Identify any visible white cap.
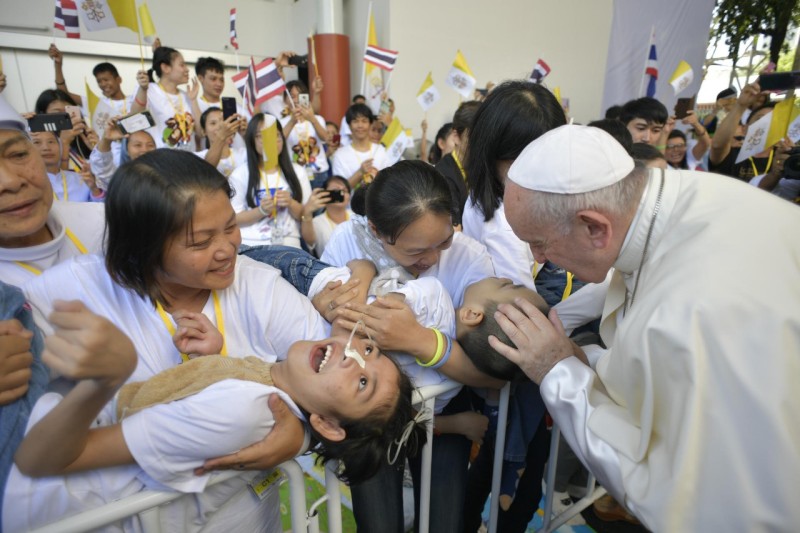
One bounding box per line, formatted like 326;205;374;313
507;124;635;194
0;94;28;134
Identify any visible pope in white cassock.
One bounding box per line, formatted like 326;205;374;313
491;125;800;531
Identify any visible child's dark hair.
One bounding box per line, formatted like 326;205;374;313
365;160;452;244
428;122;453;165
631;142;666;164
619;97;668;127
92;62;120;78
458;298;549;382
195;56;225;77
147;46;181;83
104;149;233;308
242;113;303;208
588;118;634;155
309;362;426;484
286;80;309;96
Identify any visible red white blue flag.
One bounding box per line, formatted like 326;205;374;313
252;57;285;107
229;8;239;50
645;32;658;98
232;68;251;114
529;58;551;84
54;0;80;39
364;45;399;71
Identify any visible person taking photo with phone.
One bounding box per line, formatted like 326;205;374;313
299;176;353;257
280;81;331;185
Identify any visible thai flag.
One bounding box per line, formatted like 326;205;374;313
229;8;239;50
252;58;285;107
54;0;80;39
529;58;551;84
364;45;399;72
645;36;658;98
232;68;250;114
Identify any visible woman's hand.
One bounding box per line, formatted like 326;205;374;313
136;70;150;90
259;194;276;217
187;77;200;101
48;44;63;65
303;188;330;215
196;394;305;474
171;310;224;356
334;297;425;353
682;110;701;129
43;300;137;389
311;278;363;323
274;189;292;209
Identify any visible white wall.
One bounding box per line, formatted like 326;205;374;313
0;0;614;136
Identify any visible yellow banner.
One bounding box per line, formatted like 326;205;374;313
261;115;279;171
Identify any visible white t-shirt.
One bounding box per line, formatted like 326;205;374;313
280;115;330;174
23;254;328;383
309;269;460;413
2;380;300;533
310;210;352;257
95;95;135;166
331;143;388;181
0;201;105;287
229;163;312;248
321;215;494;308
146;83;195;150
194;147;247;178
48;170;102;203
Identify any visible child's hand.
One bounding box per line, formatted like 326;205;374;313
44;300;136;388
0;319;34;405
439;411;489;444
171;310;223;356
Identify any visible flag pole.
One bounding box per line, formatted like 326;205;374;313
384;69;393;94
310;30;319;78
235;50;241;73
137;28;145;71
360;1;372;96
639;26;654;98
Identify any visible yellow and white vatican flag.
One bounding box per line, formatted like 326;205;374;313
381;117;409;165
138;2;157;44
416;72;440;112
85;79;113;137
76;0;139;33
786;98;800;143
445;50;476;99
736;98;794;164
669;61;694;94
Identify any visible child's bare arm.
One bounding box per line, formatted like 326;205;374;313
15;301;137;476
434;411;489;444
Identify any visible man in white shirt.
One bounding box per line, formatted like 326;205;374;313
493;125;800;531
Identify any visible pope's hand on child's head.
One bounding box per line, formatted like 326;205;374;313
0;319;34;406
171;310;224;357
195;394;305;474
44;300;136;389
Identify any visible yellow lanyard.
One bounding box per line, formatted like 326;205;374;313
52;171;68;202
530;263;574;301
155;290;227;362
13;227;87;276
452;151;466;182
158;83;189;140
749;150;774;178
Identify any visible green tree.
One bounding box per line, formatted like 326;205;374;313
712;0;800;69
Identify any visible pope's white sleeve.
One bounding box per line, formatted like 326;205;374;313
539;357;627;502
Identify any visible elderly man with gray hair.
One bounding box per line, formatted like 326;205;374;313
491;125;800;531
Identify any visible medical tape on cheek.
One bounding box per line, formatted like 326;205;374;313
344;320;368;368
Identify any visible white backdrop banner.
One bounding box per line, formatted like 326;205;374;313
601;0;715;116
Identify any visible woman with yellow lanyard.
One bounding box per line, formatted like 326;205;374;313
130;46;197;150
229;113;311;249
25;148;326;381
30;131;104;203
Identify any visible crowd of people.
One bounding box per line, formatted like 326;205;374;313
0;38;798;533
